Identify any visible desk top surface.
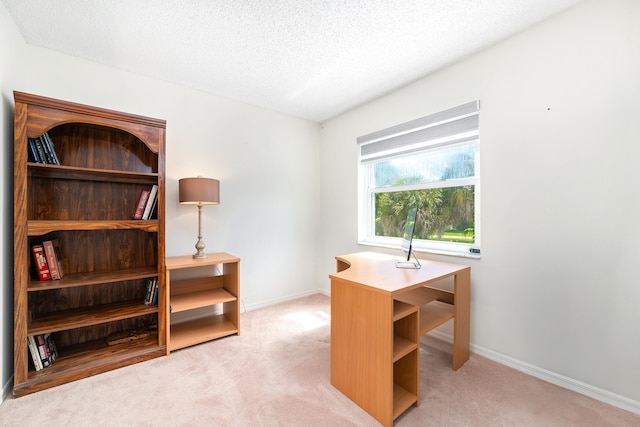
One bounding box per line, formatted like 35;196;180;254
330;251;469;294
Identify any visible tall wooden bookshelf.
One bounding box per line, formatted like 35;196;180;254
13;92;166;396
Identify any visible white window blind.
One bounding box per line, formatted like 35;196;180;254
357;100;479;164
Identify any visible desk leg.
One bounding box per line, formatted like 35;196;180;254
452;268;471;370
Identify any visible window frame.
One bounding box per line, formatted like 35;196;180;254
357;102;481;259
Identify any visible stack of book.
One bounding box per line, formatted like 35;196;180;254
28;333;58;371
28;132;60;165
144;277;159;306
31;239;65;281
133;185;158;220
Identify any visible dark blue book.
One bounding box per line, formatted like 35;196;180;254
28;138;41;163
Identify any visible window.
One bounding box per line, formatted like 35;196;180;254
358;101;480;258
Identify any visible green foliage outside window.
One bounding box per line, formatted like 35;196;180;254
375;185;475;244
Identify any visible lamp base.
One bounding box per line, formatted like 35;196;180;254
193;236;207;259
193;252;208;259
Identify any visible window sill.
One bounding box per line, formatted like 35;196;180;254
357;240;481;260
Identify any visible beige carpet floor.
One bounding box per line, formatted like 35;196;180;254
1;293;638;426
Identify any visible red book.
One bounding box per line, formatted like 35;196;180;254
43;240;63;280
32;244;51;281
132;190;150;219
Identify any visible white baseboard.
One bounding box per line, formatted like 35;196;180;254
242;288;329;313
2;375;13;403
428;330;640;416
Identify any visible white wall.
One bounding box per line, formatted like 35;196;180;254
13;46;323;308
0;2;321;400
320;0;640;412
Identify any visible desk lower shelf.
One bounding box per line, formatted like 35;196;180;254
170;315;238;351
418;300;454;335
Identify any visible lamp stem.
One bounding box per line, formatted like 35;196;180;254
193;204;207;258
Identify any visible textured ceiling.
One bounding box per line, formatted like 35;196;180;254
2;0;583;122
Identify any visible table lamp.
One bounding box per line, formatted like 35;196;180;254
178;176;220;259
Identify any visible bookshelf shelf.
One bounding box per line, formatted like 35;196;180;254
28;219;159;236
18;334;164;396
13;91;166;397
28;301;160;335
28;162;160;184
27;266;158;291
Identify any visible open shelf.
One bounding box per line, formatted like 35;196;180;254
392;297;419;421
28;301;159;335
392;383;418;420
15;334;164;397
28;266;158;291
170;315;238;351
28;162;159;184
170;287;237;313
393;300;416;321
393;335;417;362
419;300;454;335
28;220;158;236
394;285;455;335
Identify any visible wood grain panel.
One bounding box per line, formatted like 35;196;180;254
48;123;157;173
330;277;394;426
29;177;148;220
15;91;165;153
13;98;30;385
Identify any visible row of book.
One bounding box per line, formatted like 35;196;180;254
28;333;58;371
133;185;158;220
144;277;159;306
28;132;60;165
32;239;65;281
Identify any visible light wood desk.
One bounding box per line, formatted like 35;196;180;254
329;252;470;427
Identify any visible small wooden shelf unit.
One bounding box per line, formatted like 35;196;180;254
13;92;166;396
165;253;240;353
